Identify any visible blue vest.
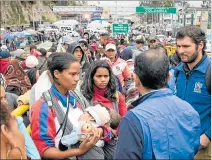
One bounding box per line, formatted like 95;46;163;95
132;89;200;159
174;56;211;136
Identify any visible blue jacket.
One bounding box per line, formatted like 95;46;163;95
174;55;211;139
16;117;41;159
114;88;200;159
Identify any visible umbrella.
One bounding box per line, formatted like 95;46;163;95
12;32;25;38
25;29;37;35
21;31;32;36
3;33;14;40
26;29;43;35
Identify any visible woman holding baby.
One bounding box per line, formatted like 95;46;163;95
31;53;115;159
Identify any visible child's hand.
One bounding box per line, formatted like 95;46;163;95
17;101;24;107
79;129;99;153
111;129;118;137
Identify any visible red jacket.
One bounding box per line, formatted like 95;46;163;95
0;58;9;74
92;87;127;117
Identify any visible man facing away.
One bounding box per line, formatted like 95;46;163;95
114;48;201;159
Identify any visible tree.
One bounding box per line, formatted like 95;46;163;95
163;0;173;7
201;0;211;8
139;0;163;24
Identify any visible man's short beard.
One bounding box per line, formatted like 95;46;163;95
187;51;198;64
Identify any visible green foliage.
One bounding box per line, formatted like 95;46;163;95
139;0;173;7
163;0;173;7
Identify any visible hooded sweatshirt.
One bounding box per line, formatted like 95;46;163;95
67;42;90;79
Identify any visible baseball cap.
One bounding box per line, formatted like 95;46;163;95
149;36;157;42
105;43;116;51
136;35;145;44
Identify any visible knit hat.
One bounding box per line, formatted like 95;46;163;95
25;55;38;68
13;49;25;58
0;50;11;59
85;104;111;126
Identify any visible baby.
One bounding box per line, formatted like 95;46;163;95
61;103;121;148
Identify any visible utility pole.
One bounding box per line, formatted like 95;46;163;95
211;0;212;53
19;14;21;25
33;8;35;30
115;1;117;22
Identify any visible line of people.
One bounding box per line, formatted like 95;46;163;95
0;25;210;159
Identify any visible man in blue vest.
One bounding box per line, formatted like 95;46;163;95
114;47;201;159
175;25;211;159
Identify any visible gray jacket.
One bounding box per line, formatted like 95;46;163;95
6;92;18;110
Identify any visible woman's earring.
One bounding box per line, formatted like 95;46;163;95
6;147;23;160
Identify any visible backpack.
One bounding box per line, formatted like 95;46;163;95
175;62;211;95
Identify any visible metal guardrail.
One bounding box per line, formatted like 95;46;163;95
27;125;31;134
11;105;29;116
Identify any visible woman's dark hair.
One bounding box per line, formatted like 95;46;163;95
47;52;78;82
0;99;12;129
81;60;117;102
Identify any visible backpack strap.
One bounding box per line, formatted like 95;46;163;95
112;101;119;113
205;62;211;95
70;90;88;111
42;91;53;108
42;91;73;137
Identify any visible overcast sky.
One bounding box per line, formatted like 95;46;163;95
88;1;139;8
88;1;203;16
88;1;202;8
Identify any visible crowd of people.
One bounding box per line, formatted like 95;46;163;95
0;25;211;159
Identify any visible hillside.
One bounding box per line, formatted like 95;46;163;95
0;1;87;27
